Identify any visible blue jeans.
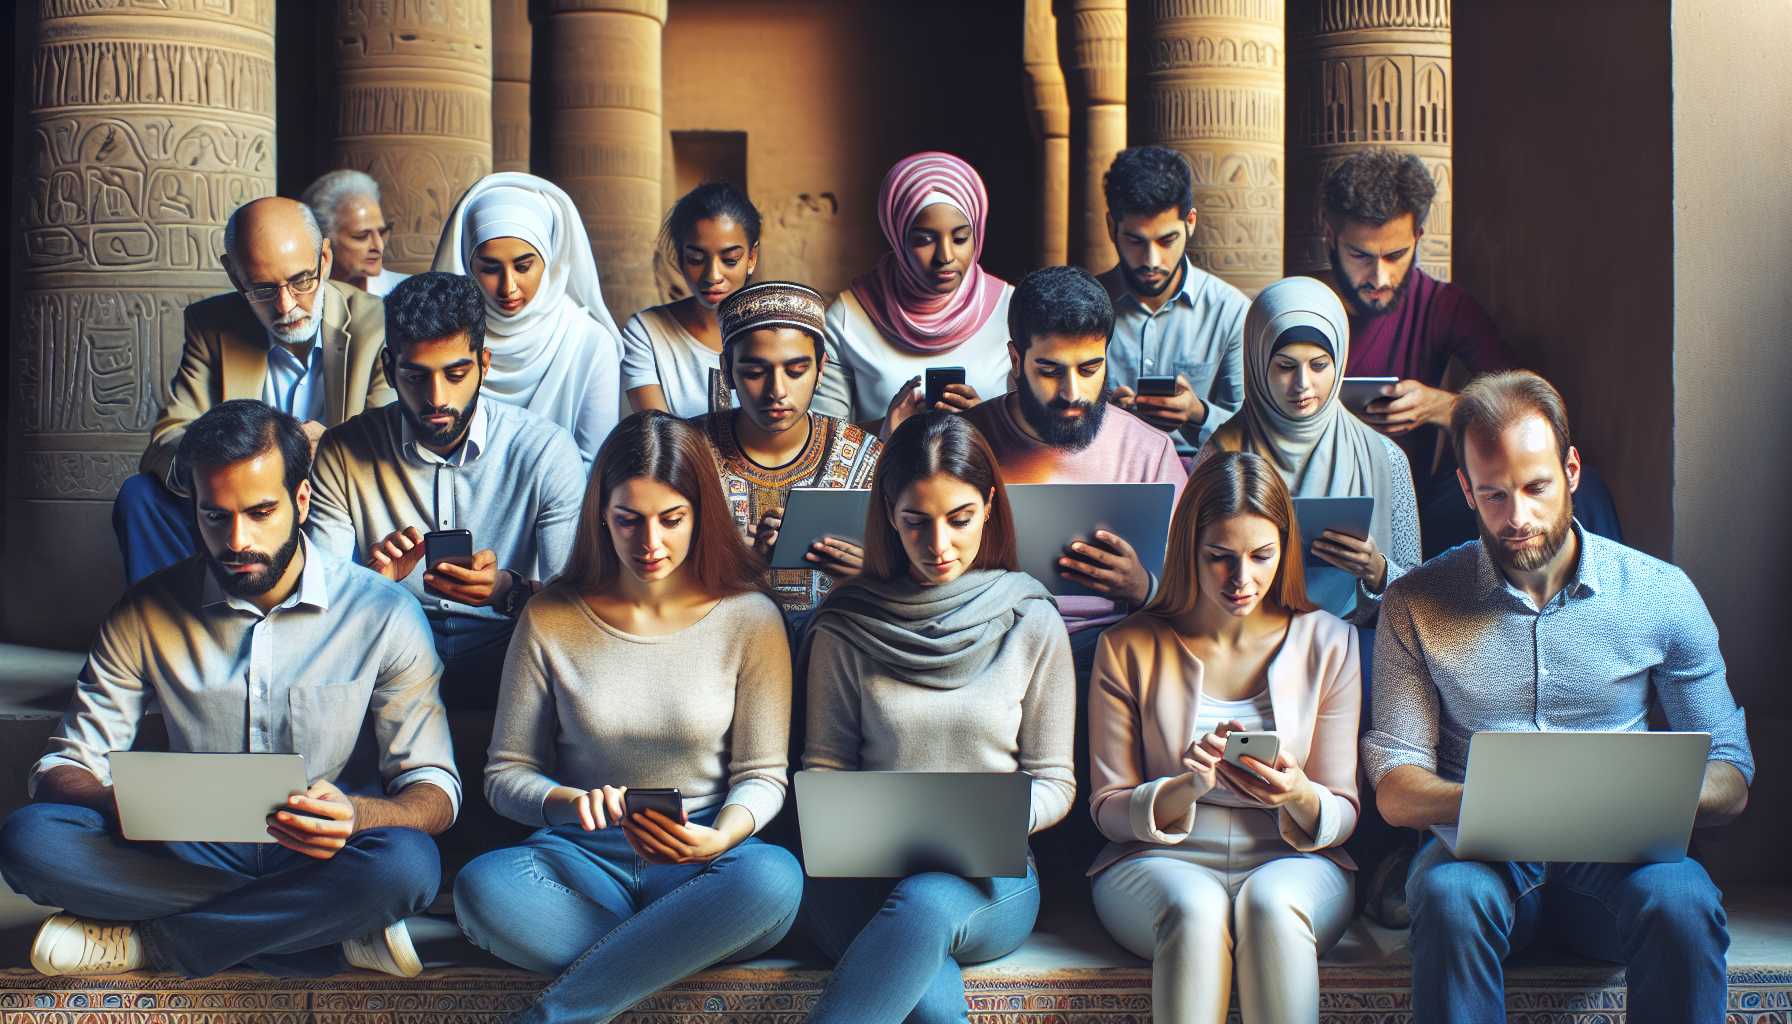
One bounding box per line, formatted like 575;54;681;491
802;863;1041;1024
1405;835;1729;1024
0;802;440;977
112;472;201;586
431;614;518;709
454;809;803;1024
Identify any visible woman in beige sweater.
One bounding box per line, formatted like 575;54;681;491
1087;451;1362;1024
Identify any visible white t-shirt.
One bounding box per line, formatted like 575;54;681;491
365;268;409;297
1194;687;1276;809
814;285;1015;424
620;305;737;420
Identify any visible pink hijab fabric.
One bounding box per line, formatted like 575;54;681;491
850;151;1009;354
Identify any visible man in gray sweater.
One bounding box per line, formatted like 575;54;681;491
306;273;587;708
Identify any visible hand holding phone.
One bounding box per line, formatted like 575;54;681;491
1222;731;1282;772
422;529;473;598
622;787;686;825
1339;376;1400;414
1136;374;1179;397
924;366;968;408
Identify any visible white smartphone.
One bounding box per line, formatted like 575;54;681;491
1222;731;1282;771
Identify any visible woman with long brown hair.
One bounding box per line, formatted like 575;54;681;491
1087;450;1362;1024
798;410;1075;1024
453;411;803;1024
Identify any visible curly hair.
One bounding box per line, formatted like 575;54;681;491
1323;149;1437;229
1103;146;1195;220
1007;265;1114;354
384;271;488;355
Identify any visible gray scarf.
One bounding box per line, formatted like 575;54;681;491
806;569;1054;687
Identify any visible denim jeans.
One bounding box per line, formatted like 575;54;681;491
1405;835;1729;1024
802;863;1041;1024
430;614;518;710
0;802;440;977
453;809;803;1024
112;473;202;586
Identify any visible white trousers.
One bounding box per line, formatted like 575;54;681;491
1091;804;1354;1024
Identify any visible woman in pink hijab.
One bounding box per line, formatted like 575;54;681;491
813;152;1014;431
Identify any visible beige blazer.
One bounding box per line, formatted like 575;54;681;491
1087;609;1362;875
141;280;393;492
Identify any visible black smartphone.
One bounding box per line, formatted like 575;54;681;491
925;366;967;407
422;529;473;597
1136;375;1179;397
622;787;686;825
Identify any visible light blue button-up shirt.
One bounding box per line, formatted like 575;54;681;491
259;317;326;423
1363;524;1754;788
31;541;462;819
1099;259;1250;453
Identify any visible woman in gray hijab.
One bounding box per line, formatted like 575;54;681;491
1198;277;1419;622
797;410;1075;1024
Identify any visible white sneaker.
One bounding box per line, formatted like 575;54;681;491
29;913;145;976
342;919;423;978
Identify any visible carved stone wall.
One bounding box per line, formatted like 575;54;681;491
1024;0;1070;268
1062;0;1126;271
1141;0;1285;295
1290;0;1452;280
545;0;666;326
331;0;492;274
9;0;276;645
493;0;531;173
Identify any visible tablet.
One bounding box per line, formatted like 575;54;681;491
769;487;873;569
1340;376;1399;413
1008;482;1177;598
1291;495;1374;555
109;751;308;844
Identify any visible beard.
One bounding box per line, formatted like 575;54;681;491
1478;495;1575;574
207;515;302;598
1017;377;1112;452
268;305;316;345
1118;252;1180;298
1328;241;1414;318
403;389;480;449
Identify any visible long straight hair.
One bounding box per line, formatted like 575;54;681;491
1148;451;1315;618
561;411;764;598
859;411;1019;582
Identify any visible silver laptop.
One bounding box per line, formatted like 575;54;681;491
1432;731;1709;863
794;770;1032;878
1007;482;1176;598
769;488;872;569
109;751;308;844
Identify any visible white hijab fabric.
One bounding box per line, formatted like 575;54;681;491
432;173;622;450
1240;277;1397;568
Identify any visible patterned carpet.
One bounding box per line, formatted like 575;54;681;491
3;964;1791;1023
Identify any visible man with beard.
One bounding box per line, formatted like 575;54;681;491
305;273;585;708
691;282;882;627
1098;146;1249;456
114;197;394;585
0;401;458;979
962;266;1186;673
1363;371;1751;1024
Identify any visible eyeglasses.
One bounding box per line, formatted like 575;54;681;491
241;255;324;305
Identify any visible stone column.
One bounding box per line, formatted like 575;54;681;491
331;0;493;273
9;0;276;645
1290;0;1452;280
1061;0;1126;272
1024;0;1071;268
544;0;665;326
1140;0;1285;295
493;0;532;173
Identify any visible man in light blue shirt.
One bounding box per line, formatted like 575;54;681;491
306;273;586;709
1365;371;1751;1024
1097;147;1249;455
0;401;456;980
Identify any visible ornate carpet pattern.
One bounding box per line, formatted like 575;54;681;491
3;964;1790;1023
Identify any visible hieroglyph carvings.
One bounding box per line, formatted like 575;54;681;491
1289;0;1452;280
332;0;493;273
545;0;668;326
16;0;277;502
1142;0;1285;296
493;0;532;173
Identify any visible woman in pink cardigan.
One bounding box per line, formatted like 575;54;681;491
1087;450;1362;1024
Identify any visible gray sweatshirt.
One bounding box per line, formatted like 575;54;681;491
801;569;1077;833
485;585;792;832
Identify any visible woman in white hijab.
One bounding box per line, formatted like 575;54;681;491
1196;277;1419;623
434;172;624;464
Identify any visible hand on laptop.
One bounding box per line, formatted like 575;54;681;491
1058;530;1151;605
266;779;356;860
622;810;733;865
806;536;865;579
